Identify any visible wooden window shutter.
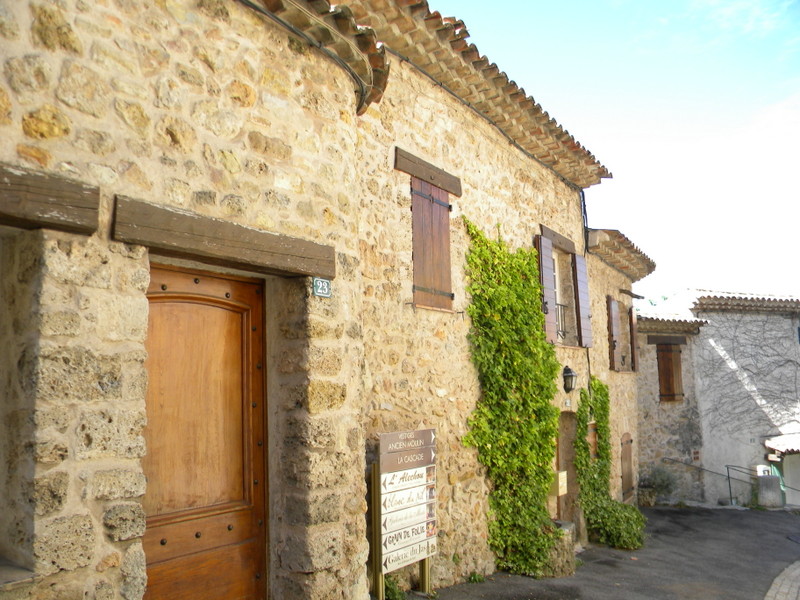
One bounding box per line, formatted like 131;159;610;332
607;296;621;370
411;176;453;310
535;235;557;344
656;344;684;400
621;433;634;501
587;422;598;460
629;307;639;371
572;254;592;348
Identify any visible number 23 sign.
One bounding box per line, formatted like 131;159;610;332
312;277;332;298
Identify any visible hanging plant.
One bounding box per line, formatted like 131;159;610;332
462;218;561;574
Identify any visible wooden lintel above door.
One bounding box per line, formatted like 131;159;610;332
113;195;335;279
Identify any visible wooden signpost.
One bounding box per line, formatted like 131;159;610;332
372;429;437;599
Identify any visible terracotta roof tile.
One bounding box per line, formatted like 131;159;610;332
692;293;800;314
252;0;390;112
588;229;656;282
637;316;706;335
344;0;611;188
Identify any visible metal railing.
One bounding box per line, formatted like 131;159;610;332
725;465;759;506
660;458;758;506
555;303;567;340
662;457;800;506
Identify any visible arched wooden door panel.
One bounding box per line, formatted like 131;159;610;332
143;266;267;599
557;412;578;521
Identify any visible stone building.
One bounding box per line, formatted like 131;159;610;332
636;313;705;503
586;229;655;505
0;1;647;598
637;293;800;506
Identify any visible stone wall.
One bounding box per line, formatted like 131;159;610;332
636;332;704;503
0;0;636;597
637;307;800;506
0;0;358;232
265;272;370;599
0;228;149;599
1;0;369;597
1;230;41;571
694;309;800;505
0;0;367;598
354;55;592;586
585;256;640;501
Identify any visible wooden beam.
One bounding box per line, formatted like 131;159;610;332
540;224;576;254
647;335;687;346
0;162;99;234
112;196;336;278
394;148;462;197
619;288;645;299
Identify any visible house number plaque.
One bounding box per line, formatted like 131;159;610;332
312;277;332;298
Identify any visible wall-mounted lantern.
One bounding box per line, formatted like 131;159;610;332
563;366;578;393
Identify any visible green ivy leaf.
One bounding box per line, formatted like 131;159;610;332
462;217;561;574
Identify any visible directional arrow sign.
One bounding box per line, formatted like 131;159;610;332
381;484;435;513
381;466;435;494
380;446;435;474
382;502;434;534
381;520;436;553
381;538;438;574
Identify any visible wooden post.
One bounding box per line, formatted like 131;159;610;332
371;462;384;600
419;556;431;594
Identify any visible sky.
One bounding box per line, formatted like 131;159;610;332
430;0;800;303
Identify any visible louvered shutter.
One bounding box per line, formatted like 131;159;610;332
572;254;592;348
535;235;557;343
657;344;684;400
411;177;452;310
607;296;621;370
629;307;639;371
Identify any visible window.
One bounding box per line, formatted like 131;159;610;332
646;335;686;401
393;148;461;312
656;343;684;401
535;225;592;347
411;176;453;310
607;297;638;372
552;248;575;342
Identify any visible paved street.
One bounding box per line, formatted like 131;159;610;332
433;507;800;600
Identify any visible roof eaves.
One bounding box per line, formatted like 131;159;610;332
588;229;656;282
249;0;390;113
693;294;800;314
637;316;706;335
344;0;611;189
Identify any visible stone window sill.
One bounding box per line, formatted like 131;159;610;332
0;557;41;591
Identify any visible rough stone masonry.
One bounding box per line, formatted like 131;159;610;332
0;0;642;598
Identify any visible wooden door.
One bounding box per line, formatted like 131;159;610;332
621;433;633;502
557;412;578;522
143;266;267;599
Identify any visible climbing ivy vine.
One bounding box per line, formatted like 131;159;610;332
462;218;561;575
575;376;646;549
